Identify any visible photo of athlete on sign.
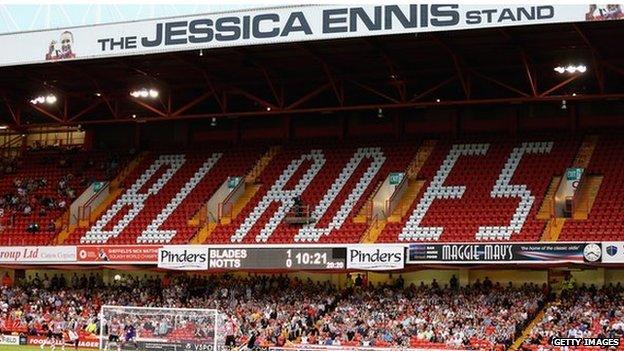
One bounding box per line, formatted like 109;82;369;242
45;31;76;60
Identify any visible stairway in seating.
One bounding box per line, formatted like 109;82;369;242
572;176;603;220
188;203;207;227
195;147;280;241
53;151;148;244
360;218;387;243
190;222;217;243
84;151;149;227
53;187;124;244
572;135;599;169
406;140;437;179
226;146;281;223
536;177;560;220
110;151;149;189
362;141;435;242
507;309;546;351
384;141;434;224
353;180;382;223
540;217;566;242
385;140;435;223
51;219;71;245
387;180;425;223
246;145;282;184
570;135;601;220
223;184;261;224
539;135;601;241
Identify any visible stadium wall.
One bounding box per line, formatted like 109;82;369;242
570;267;623;287
25;269;104;281
369;270;458;286
287;272;346;286
572;268;605;286
15;268;624;288
22;269;166;285
468;269;548;286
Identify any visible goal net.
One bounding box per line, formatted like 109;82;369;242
100;305;225;351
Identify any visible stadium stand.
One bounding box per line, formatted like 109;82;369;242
559;135;624;241
0;147;127;245
208;141;418;244
66;147;263;245
378;137;578;243
1;135;623;245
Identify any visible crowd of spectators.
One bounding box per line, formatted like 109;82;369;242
324;278;546;350
0;273;552;350
0;146;126;235
521;284;624;351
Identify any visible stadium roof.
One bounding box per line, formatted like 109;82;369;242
1;18;624;128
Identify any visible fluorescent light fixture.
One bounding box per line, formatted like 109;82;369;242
130;88;159;99
554;65;587;74
45;95;57;104
30;94;56;105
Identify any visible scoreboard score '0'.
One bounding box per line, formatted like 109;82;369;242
208;247;346;269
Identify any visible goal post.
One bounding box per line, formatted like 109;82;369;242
99;305;225;351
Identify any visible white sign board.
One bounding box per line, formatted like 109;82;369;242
0;246;76;264
0;4;620;67
158;246;209;270
602;242;624;263
0;335;19;345
347;245;405;270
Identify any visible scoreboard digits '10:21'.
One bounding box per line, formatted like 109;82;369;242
208;247;346;269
